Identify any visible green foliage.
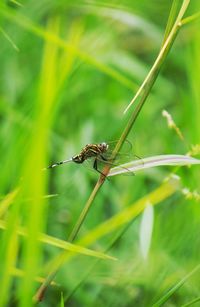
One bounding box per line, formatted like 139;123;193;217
0;0;200;306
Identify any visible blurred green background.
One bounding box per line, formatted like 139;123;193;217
0;0;200;306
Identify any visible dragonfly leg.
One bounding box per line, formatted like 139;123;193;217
93;158;107;178
99;155;135;176
100;155;108;161
100;155;115;163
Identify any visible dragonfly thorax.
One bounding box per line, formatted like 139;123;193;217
72;143;109;164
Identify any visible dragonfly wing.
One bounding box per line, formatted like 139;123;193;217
102;139;142;166
96;156;135;176
106;139;133;154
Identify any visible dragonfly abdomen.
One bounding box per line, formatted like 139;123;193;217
72;154;85;164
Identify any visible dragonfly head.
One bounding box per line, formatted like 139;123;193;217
99;142;109;152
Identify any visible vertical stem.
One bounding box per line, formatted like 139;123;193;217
34;0;191;302
68;179;104;242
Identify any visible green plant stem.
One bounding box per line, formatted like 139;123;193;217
68;179;104;242
181;11;200;25
34;0;191;302
162;0;181;45
64;177;179;303
124;0;190;113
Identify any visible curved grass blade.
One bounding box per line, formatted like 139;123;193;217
108;154;200;177
78;176;180;247
0;220;116;261
36;176;180;302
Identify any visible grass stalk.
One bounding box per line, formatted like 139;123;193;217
34;0;191;302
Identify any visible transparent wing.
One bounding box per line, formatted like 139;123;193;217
105;139;133;156
82;154;136;176
96;155;135;176
102;140;141;166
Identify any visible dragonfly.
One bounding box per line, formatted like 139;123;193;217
46;141;135;176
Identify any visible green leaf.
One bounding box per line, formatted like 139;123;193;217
152;264;200;306
0;220;116;261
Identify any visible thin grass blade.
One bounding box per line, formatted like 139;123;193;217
0;220;116;261
139;203;154;260
152;264;200;307
108;154;200;177
0;188;19;218
124;0;190;113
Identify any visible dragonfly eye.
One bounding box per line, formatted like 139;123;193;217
100;142;108;152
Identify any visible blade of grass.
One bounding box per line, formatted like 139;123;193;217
0;26;19;51
0;219;116;261
124;0;191;113
152;264;200;307
34;1;191;301
0;4;137;92
0;187;19;218
139;203;154;260
11;267;57;286
60;292;64;307
43;176;180;281
108;154;200;177
43;175;180;304
181;11;200;25
162;0;182;44
16;13;81;306
64;219;134;303
10;0;23;7
78;176;180;246
0;216;19;307
182;296;200;307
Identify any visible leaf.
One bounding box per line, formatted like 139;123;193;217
0;27;19;51
10;267;57;285
162;0;182;44
0;220;116;261
0;3;136;91
79;176;180;247
0;187;19;218
139;203;154;260
152;264;200;306
108;154;200;177
60;292;64;307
